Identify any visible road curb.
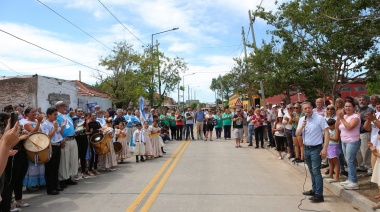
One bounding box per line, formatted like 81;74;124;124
266;147;380;212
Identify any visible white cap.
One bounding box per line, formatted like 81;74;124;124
260;106;264;110
54;100;70;107
272;104;277;108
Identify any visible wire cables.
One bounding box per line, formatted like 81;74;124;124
36;0;112;51
97;0;145;46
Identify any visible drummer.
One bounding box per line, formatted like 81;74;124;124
86;113;102;176
40;107;64;195
99;119;117;171
55;100;79;189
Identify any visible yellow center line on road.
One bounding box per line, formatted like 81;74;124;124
140;140;191;211
126;140;188;212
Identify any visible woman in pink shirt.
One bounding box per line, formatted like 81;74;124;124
337;99;361;190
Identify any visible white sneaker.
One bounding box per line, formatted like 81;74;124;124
15;201;30;207
340;180;351;186
344;182;359;190
278;156;283;160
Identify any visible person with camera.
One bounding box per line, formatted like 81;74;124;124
73;108;89;179
185;107;195;141
1;111;29;212
205;110;215;141
175;110;184;140
233;108;244;148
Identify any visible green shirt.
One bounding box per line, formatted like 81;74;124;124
222;113;232;126
167;114;176;127
214;114;223;128
160;114;170;126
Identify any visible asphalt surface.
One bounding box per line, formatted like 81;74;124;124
21;136;360;212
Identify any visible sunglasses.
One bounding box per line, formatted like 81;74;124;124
326;108;335;110
287;108;293;109
294;107;299;109
77;110;83;112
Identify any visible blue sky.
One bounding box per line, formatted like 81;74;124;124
0;0;284;103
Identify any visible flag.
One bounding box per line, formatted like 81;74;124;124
139;97;146;123
86;102;97;112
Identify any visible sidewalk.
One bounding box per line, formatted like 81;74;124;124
266;147;380;212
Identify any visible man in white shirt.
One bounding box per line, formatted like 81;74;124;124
296;101;329;203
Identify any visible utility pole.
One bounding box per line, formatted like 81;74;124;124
249;10;266;108
241;27;248;60
177;83;180;109
79;70;81;82
188;85;190;107
156;40;161;102
248;10;257;49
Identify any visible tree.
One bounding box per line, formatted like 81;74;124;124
96;41;144;108
146;45;188;108
190;102;198;110
252;0;379;100
210;73;235;102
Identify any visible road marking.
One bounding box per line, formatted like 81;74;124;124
126;141;188;212
140;140;191;211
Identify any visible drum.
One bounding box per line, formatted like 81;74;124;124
90;133;110;155
24;132;52;165
113;141;122;154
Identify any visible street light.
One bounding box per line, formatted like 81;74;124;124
150;27;179;107
182;73;195;107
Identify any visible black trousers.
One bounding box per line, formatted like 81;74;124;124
176;125;183;140
223;125;231;139
215;128;222;138
75;134;88;173
0;150;28;212
170;126;176;140
45;145;61;193
254;126;264;147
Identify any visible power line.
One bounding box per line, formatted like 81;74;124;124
0;28;111;75
9;61;99;71
0;60;23;75
36;0;112;51
97;0;145;46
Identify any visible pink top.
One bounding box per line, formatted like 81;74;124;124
338;113;360;143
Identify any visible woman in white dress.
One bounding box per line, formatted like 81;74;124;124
115;123;129;163
99;119;118;171
143;121;153;158
150;120;162;158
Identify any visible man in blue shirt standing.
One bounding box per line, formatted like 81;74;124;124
195;106;205;140
55;100;79;189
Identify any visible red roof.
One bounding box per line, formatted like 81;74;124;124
266;93;307;104
74;80;109;98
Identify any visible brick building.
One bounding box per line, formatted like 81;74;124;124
0;75;112;112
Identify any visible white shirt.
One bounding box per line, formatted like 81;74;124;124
133;129;145;143
282;113;292;130
370;112;380;147
297;114;328;146
41;120;63;143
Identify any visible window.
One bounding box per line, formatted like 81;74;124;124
340;86;351;91
354;86;367;91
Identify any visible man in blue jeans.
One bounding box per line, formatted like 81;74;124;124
296;101;329;203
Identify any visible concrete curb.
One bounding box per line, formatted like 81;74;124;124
266;147;380;212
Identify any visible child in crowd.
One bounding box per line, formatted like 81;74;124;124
326;119;340;182
133;123;145;163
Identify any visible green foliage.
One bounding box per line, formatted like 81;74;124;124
95;41;187;108
190;102;198;110
210;74;235;101
243;0;380;101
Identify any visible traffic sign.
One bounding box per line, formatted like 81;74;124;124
235;98;243;106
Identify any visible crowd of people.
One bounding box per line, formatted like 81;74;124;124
1;93;380;209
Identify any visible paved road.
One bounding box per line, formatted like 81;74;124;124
22;138;360;212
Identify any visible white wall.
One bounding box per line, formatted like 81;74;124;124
37;76;78;112
78;96;113;112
